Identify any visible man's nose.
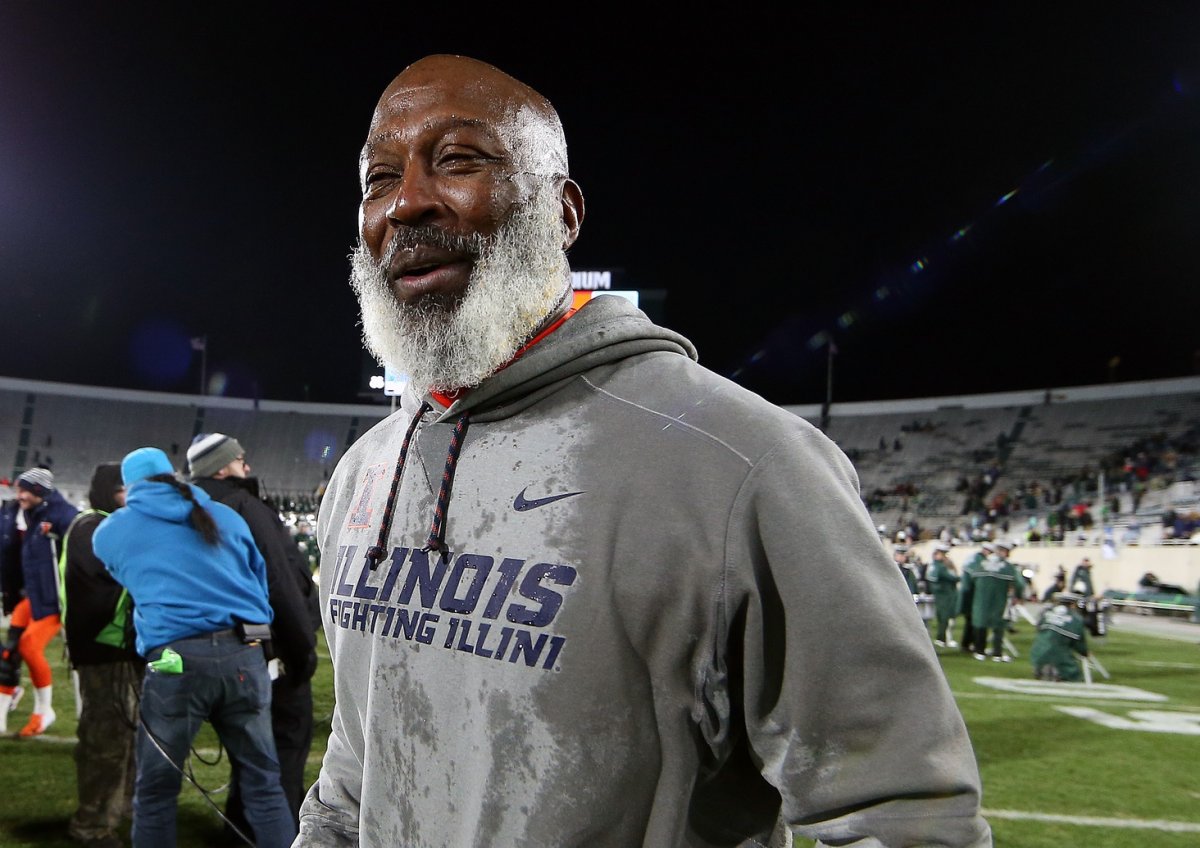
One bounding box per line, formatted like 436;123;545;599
386;165;443;226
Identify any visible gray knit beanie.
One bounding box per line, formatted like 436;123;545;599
17;467;54;497
187;433;245;478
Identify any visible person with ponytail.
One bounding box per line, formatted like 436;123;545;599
93;448;296;848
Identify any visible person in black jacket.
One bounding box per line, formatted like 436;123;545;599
186;433;320;832
62;462;144;848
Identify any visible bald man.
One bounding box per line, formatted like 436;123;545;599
299;55;991;848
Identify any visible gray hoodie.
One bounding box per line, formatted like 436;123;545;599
298;296;991;847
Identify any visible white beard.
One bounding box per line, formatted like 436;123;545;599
350;186;570;395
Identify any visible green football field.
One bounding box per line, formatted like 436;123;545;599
1;613;1196;847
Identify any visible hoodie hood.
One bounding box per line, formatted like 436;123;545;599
127;479;214;524
405;295;697;423
87;463;124;513
365;295;698;568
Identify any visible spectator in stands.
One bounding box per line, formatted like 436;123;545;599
296;54;989;847
1069;557;1095;597
62;462;143;848
970;539;1025;662
928;543;960;647
1030;591;1090;682
94;447;296;848
186;433;321;830
957;540;993;654
0;467;78;735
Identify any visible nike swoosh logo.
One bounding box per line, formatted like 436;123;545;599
513;487;585;512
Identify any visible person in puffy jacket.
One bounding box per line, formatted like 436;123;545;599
0;467;78;736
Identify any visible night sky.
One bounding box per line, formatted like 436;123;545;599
3;5;1199;406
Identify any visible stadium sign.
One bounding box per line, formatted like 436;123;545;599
571;270;614;290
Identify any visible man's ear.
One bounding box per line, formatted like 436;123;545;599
560;179;585;249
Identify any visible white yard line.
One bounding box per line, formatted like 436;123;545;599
983;808;1200;832
4;732;75;745
10;737;327;765
952;690;1200;712
1132;660;1200;669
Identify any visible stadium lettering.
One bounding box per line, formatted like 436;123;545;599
570;270;611;290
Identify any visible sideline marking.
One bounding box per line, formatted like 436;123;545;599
6;735;329;770
1133;660;1200;670
972;676;1166;701
983;808;1200;833
2;733;75;746
1055;707;1200;735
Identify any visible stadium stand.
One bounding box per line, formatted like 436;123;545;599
3;373;1196;572
0;376;390;508
782;376;1200;543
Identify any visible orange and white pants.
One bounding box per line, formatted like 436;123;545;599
0;598;61;691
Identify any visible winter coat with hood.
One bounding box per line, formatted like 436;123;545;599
192;474;320;683
62;463;141;665
3;488;78;620
298;296;990;848
93;477;272;657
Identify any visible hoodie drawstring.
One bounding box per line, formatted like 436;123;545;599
424;412;470;560
366;402;431;569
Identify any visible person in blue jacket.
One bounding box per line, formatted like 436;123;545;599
93;448;296;848
0;467;78;736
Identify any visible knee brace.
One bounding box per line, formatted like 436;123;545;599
0;627;24;687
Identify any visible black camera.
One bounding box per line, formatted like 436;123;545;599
233;621;276;660
235;621;272;643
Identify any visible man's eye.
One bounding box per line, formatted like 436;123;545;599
437;151;492;170
363;172;399;197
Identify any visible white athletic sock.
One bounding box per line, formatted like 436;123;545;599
33;685;53;717
0;693;11;733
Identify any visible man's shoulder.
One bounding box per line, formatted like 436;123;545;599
332;408;414;471
587;352;822;453
66;509;104;540
91;507;132;551
206;497;256;531
47;494;79;524
197;477;271;515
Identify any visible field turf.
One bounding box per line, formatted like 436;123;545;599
1;613;1196;847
